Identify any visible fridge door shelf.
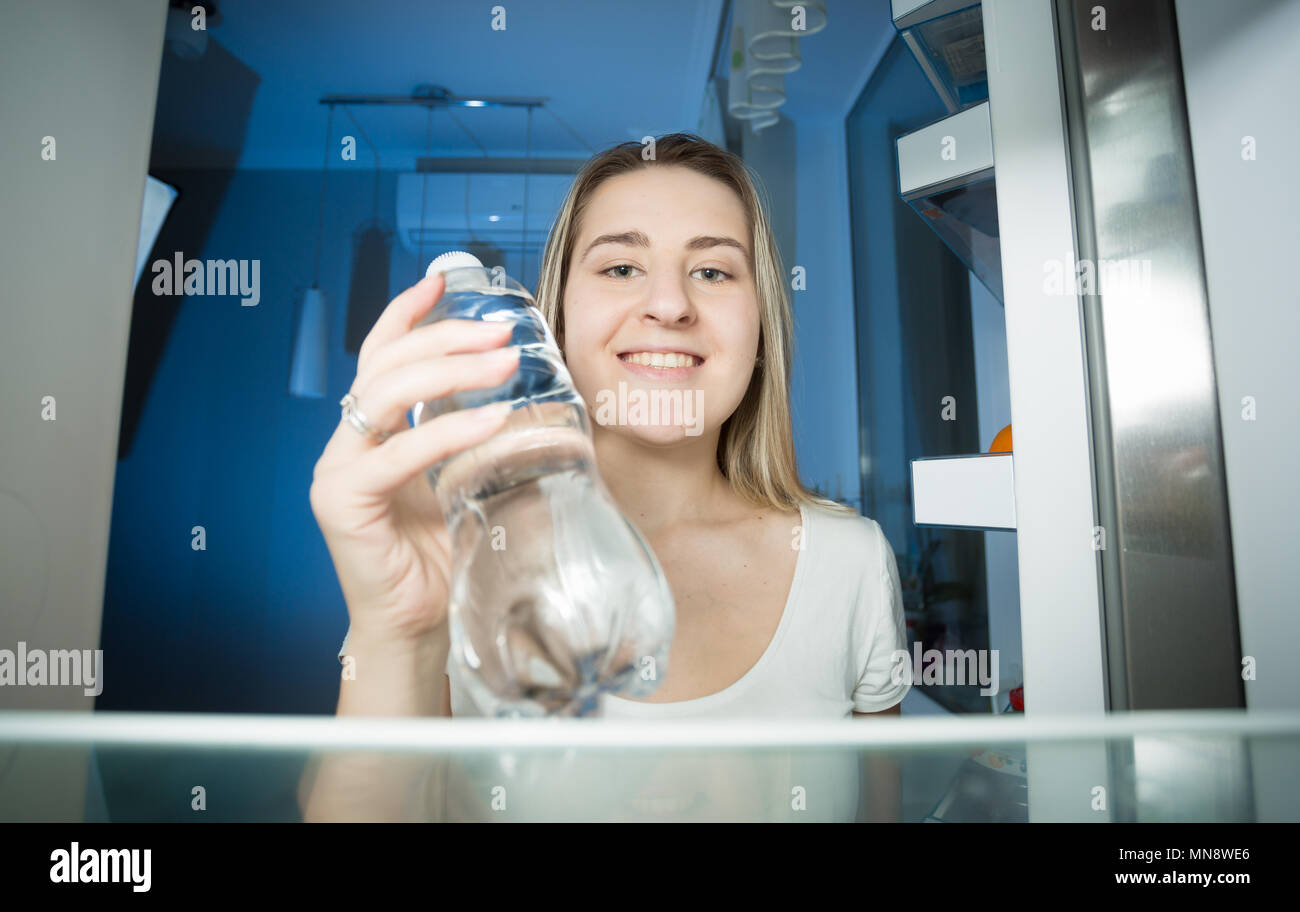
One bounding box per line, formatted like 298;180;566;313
911;452;1016;531
892;0;990;113
896;101;1003;303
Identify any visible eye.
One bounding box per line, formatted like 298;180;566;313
692;267;732;284
600;264;641;280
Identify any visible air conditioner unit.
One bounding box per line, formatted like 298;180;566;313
395;171;574;255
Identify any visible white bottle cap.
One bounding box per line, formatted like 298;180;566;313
426;250;485;279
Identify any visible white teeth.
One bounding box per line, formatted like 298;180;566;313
622;352;698;368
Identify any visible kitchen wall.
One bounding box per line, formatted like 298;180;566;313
100;169;408;714
741;115;863;510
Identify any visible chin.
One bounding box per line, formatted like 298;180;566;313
594;421;707;448
580;373;716;445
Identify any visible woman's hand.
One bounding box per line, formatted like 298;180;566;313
309;271;520;643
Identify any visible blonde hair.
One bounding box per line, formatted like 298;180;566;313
534;132;852;515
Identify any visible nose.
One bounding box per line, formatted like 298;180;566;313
639;270;697;327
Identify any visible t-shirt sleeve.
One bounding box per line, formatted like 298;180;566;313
851;523;910;712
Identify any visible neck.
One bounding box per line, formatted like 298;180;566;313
592;425;732;536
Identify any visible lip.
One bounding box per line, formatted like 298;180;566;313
616;345;706;382
617;344;706;359
617;355;704;382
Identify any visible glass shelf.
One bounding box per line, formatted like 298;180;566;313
1;710;1297;823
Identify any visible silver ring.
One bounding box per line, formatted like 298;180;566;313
340;393;392;443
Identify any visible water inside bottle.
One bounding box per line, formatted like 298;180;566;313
444;457;673;718
411;268;675;718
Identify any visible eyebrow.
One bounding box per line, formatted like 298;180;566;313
580;230;749;261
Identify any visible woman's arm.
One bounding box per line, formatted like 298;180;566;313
853;703;902;823
336;626;446;717
300;627;451;822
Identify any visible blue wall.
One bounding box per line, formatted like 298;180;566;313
100;169;420;714
789;119;864;509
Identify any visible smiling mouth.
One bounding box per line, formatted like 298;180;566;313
617;351;704;369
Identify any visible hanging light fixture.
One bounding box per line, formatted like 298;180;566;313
288;287;329;399
341;106;394;355
288;106;333;398
727;0;827;132
310;85;596;302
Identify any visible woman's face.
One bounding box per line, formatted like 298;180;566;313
561;165;760;448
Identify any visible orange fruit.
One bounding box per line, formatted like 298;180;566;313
989;424;1013;453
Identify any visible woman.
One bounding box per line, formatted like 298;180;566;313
305;133;908;821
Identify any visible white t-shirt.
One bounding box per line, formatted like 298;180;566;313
338;501;910;820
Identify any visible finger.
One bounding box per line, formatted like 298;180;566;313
316;346;520;473
354;319;512;393
352;346;522;434
350;402;514;499
316;401;388;473
357;272;445;373
317;415;384;476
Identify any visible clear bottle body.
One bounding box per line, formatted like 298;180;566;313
412;267;675;717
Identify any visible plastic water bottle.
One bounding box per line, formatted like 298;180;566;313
413;251;675;717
